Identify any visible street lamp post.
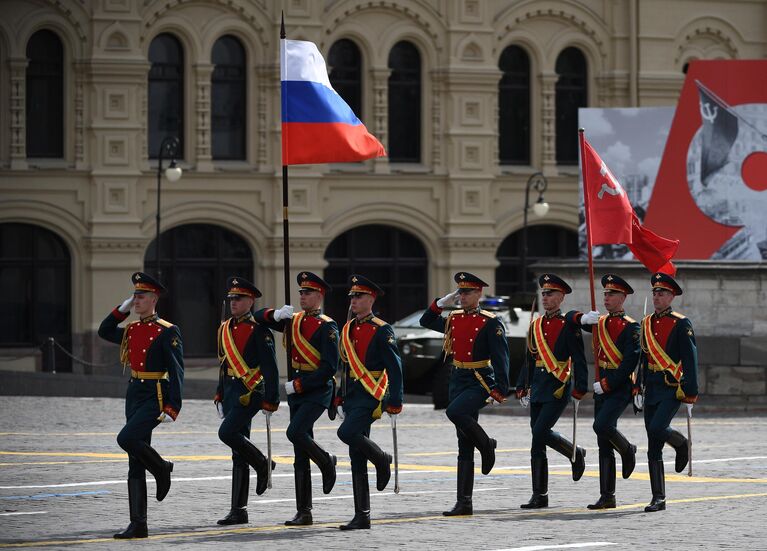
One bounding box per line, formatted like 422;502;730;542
155;136;182;281
520;172;549;293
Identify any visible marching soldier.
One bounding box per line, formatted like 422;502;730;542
213;277;279;525
419;272;509;516
636;272;698;512
97;272;183;539
336;275;403;530
567;274;639;509
253;271;339;526
515;274;588;509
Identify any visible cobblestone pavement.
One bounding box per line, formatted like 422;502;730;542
0;396;765;550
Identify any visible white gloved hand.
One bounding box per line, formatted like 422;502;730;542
581;310;600;325
273;304;295;322
337;405;345;420
215;401;224;419
436;290;459;308
593;381;605;395
519;395;530;408
118;296;134;314
685;402;693;415
158;412;174;423
633;393;644;410
284;381;296;395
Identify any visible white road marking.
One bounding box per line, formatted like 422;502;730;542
0;511;47;517
488;543;617;551
252;486;513;504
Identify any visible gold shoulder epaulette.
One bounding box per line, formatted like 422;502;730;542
479;309;497;319
155;318;173;329
623;315;636;323
370;316;387;327
320;314;334;323
670;311;686;319
448;309;464;317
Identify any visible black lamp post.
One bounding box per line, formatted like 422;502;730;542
155;136;182;281
520;172;549;293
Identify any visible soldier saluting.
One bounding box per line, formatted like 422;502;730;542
254;271;339;526
336;275;403;530
636;272;698;512
213;277;279;525
516;274;588;509
419;272;509;516
568;274;639;509
97;272;183;539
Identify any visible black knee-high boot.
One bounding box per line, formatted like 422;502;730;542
132;444;173;502
520;457;548;509
356;436;391;491
587;455;616;509
217;464;250;525
114;478;148;539
285;465;313;526
609;431;637;479
548;433;586;481
339;470;371;530
443;460;474;516
644;459;666;512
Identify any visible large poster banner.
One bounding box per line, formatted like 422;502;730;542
580;59;767;261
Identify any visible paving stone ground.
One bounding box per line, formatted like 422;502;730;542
1;396;765;550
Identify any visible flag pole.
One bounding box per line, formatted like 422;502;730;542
280;12;294;382
579;128;599;387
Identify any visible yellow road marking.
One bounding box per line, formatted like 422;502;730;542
0;422;450;438
1;492;765;548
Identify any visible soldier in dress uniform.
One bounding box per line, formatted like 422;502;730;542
253;271;339;526
213;277;279;525
515;274;588;509
419;272;509;516
336;275;403;530
636;272;698;512
567;274;639;509
97;271;184;539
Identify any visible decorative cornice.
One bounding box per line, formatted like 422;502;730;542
82;237;147;252
440;237;499;251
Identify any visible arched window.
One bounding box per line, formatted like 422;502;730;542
498;45;530;165
145;224;253;357
211;35;246;160
495;225;579;297
26;30;64;158
0;223;71;371
328;39;362;118
323;225;428;323
148;33;184;159
555;47;587;165
388;41;421;163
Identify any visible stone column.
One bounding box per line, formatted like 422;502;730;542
540;71;558;177
370;66;391;174
194;63;214;171
9;57;28;170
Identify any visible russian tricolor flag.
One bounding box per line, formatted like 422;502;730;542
280;39;386;165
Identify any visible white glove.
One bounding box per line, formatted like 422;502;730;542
593;381;604;395
158;412;174;423
633;393;644;410
519;395;530;408
273;304;295;322
581;310;600;325
436;290;459;308
215;401;224;419
685;403;693;415
118;296;134;314
284;381;296;395
337;405;345;420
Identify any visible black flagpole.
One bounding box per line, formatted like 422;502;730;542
280;13;294;382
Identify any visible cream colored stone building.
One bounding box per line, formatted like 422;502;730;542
1;0;765;371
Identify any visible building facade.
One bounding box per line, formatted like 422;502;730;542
1;0;765;371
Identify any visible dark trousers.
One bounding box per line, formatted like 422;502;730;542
218;379;262;467
529;399;569;458
644;398;681;460
287;402;325;469
593;395;630;458
337;405;376;473
117;381;162;478
445;385;488;461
